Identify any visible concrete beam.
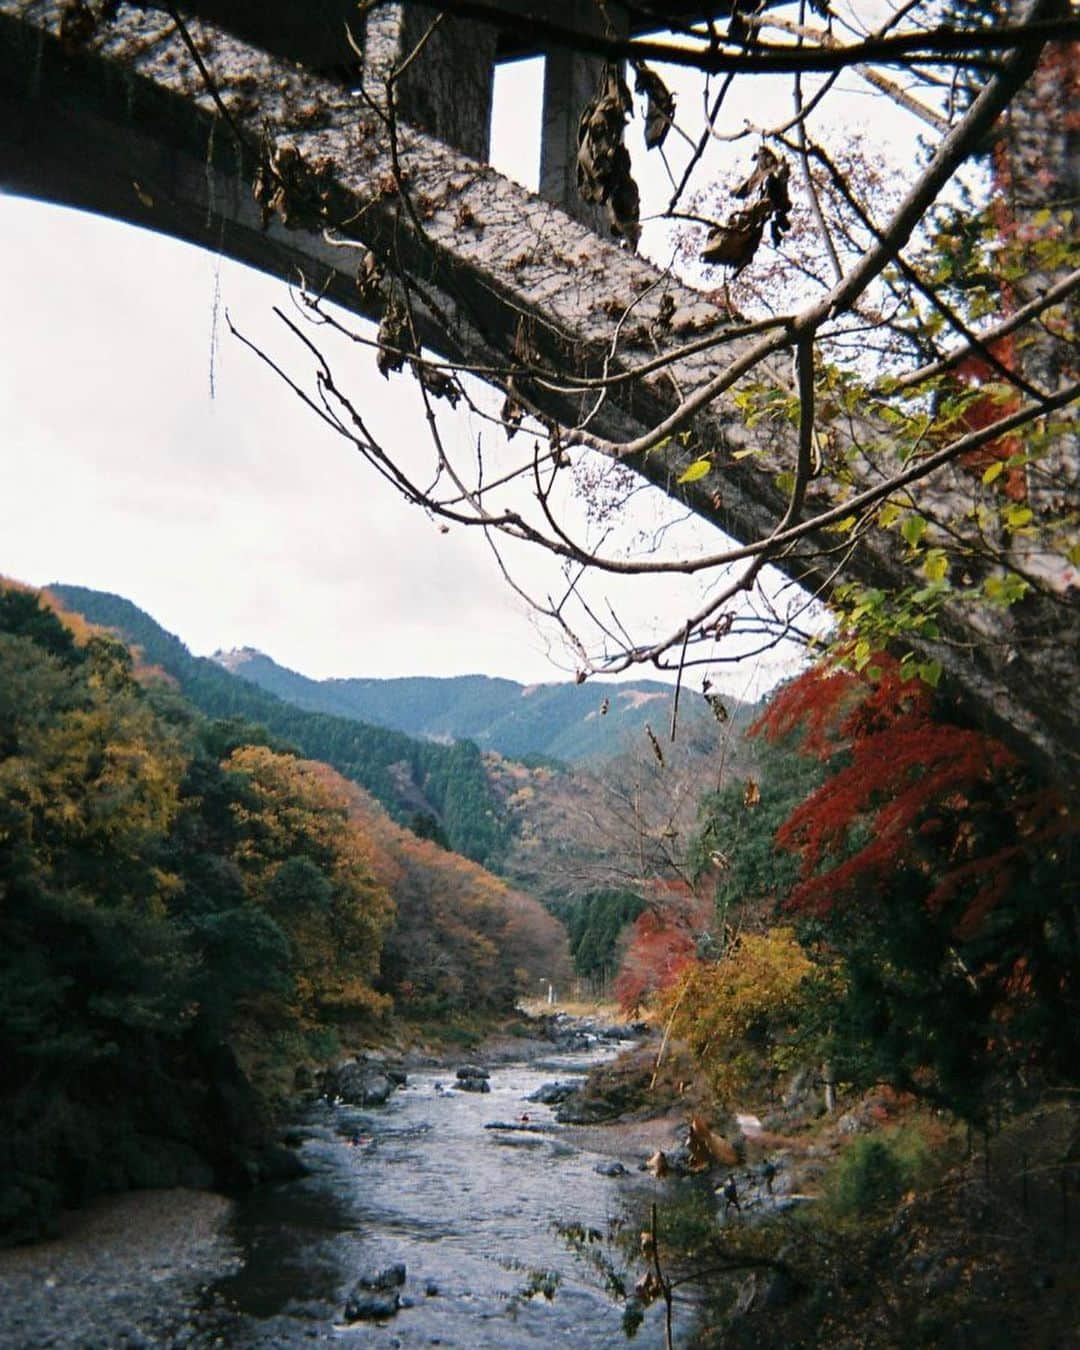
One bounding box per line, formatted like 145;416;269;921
0;1;1075;789
538;0;622;234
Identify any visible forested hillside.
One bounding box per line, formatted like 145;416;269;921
489;699;759;989
0;580;569;1245
48;586;511;868
214;646;740;763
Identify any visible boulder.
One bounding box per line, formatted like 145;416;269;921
342;1291;400;1322
455;1066;491;1093
594;1160;628;1177
456;1077;491;1093
526;1081;579;1105
358;1073;395;1106
322;1060;397;1106
353;1261;407;1291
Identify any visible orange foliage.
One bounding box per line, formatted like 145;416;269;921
306;766;573;1013
953;341;1025;500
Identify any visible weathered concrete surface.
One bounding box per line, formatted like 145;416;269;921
0;2;1075;789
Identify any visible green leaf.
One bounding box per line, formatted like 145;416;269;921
922;550;949;583
775;471;796;496
1002;504;1033;530
878;502;902;528
678;458;712;484
731;448;759;460
981;461;1005;485
826;515;858;535
901;515;928;549
921;659;943;688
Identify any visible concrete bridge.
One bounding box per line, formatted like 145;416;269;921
1;1;1076;789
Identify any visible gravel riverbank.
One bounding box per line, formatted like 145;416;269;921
0;1189;239;1349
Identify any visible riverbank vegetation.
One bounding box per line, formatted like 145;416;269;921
556;650;1077;1345
0;580;569;1245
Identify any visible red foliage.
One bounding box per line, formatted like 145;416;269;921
749;662;862;758
953;340;1026;500
750;656;1070;935
613;892;710;1015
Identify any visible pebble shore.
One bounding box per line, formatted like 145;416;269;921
0;1189;239;1349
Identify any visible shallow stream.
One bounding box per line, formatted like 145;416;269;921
209;1047;673;1347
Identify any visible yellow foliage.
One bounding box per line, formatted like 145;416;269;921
222;746;394;1027
655;928;816;1102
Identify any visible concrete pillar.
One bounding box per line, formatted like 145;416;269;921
539;0;626;233
364;3;497;163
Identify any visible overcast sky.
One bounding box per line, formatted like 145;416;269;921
0;26;904;697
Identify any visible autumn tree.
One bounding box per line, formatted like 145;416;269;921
312;772;573;1016
653;927;819;1102
222;746;394;1025
753;654;1078;1117
613;883;712;1014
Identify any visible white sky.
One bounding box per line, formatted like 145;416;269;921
0;14;913;698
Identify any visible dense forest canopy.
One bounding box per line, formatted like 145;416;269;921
0;580;569;1244
48;585;514;868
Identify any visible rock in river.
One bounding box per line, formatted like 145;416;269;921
320;1059;398;1107
526;1081;579;1106
455;1066;491;1093
594;1160;628;1177
344;1261;407;1320
343;1290;400;1322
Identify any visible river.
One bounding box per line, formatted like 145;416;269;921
207;1043;677;1348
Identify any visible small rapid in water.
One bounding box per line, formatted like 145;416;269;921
208;1042;674;1347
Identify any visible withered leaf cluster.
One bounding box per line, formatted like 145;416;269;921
253;140;343;231
375;296;415;377
416;363;460;407
700;144;792;273
500;316;542;440
633;61;676;151
376;293;459;405
576;65;641;249
355;248;384;305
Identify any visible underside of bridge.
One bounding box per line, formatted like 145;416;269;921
1;1;1076;791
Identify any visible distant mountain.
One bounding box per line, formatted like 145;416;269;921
47;586;512;868
212;648;728;763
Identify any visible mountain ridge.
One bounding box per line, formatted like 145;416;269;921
46;585;511;867
210;646;717;763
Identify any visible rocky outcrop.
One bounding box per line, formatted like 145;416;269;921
554;1049;658;1124
526;1081;580;1105
318;1057;406;1107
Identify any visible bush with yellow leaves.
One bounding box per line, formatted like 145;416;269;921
654;927;820;1103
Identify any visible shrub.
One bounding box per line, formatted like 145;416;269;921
824;1126;932;1218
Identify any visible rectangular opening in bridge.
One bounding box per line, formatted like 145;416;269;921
489;56;544;192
